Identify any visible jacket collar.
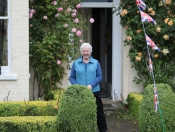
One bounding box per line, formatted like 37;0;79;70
77;56;94;63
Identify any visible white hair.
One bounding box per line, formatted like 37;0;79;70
80;43;92;53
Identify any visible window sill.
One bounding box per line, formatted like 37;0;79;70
0;74;18;81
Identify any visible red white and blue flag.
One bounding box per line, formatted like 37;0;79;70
140;11;157;25
145;34;155;47
145;34;160;52
148;57;153;74
135;0;146;11
152;45;161;52
154;87;159;112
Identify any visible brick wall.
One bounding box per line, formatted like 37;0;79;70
0;0;29;101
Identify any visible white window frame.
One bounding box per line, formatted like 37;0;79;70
0;0;17;80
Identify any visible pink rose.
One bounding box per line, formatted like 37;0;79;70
71;13;76;17
43;15;48;20
73;9;77;13
57;60;61;65
58;7;63;12
52;1;57;5
30;9;36;14
29;13;33;18
74;18;79;23
76;30;81;36
76;4;82;9
29;24;33;27
63;23;68;28
90;18;94;23
79;39;83;43
55;13;59;17
72;28;76;33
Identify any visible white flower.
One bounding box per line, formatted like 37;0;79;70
162;49;169;55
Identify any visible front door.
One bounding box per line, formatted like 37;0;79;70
82;0;122;100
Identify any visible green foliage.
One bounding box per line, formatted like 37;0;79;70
29;0;86;97
56;85;97;132
127;92;143;120
0;101;58;116
0;116;57;132
116;0;175;91
139;83;175;132
45;88;64;101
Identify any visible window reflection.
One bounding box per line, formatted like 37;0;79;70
0;0;7;16
0;0;8;66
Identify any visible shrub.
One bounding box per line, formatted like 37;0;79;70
56;85;97;132
127;92;143;120
0;101;58;116
139;83;175;132
45;88;64;101
0;116;57;132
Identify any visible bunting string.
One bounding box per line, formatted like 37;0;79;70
135;0;165;131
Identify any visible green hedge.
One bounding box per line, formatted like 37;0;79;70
45;88;64;101
0;101;58;116
139;83;175;132
0;116;57;132
56;85;97;132
127;92;143;119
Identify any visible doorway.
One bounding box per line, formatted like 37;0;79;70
82;8;112;94
81;0;122;101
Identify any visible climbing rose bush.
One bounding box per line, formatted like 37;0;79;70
29;0;93;98
116;0;175;91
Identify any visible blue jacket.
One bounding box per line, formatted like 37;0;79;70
69;56;102;92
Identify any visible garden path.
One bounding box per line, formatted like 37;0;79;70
99;91;139;132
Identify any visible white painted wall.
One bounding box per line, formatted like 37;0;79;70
29;62;68;100
0;0;29;101
121;28;143;101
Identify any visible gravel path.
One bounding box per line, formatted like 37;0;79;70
104;113;139;132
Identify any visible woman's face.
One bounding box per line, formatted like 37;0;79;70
82;46;91;59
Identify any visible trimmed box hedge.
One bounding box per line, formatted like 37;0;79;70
127;92;143;119
0;101;58;116
0;116;57;132
0;85;97;131
139;83;175;132
56;85;97;132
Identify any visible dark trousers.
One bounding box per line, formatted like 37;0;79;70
93;92;108;132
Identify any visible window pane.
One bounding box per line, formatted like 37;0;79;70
82;0;112;2
0;19;8;66
0;0;7;16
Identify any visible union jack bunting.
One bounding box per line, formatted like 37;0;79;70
152;45;161;52
140;11;157;25
148;57;153;74
145;34;160;51
135;0;146;11
145;34;155;47
154;87;159;112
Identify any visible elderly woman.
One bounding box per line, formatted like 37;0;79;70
69;43;108;132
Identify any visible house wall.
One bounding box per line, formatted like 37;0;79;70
0;0;29;101
29;62;69;100
122;28;143;101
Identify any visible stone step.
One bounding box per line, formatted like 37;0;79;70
101;98;117;104
101;98;124;113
